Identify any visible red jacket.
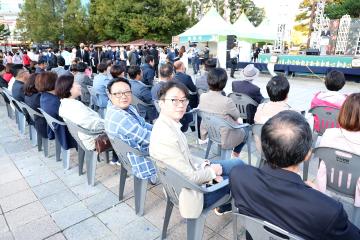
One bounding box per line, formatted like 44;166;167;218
22;54;31;66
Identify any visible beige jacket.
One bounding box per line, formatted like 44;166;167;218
149;114;215;218
254;100;292;124
198;91;246;149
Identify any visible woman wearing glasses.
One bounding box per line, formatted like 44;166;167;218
104;77;157;182
150;81;244;218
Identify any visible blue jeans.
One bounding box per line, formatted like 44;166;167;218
203;159;244;211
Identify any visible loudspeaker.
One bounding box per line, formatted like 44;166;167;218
306;49;320;55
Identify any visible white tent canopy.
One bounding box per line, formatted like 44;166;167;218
254;18;278;42
179;7;236;43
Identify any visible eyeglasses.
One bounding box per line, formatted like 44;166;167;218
111;90;132;98
163;98;189;106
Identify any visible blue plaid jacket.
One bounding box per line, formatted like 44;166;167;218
105;102;156;179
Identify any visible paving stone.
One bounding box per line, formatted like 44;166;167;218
5;201;47;230
125;190;162;215
0;231;14;240
0;214;9;233
100;174;119;189
113;218;160;240
32;179;67;199
0;167;23;185
0;179;29;199
205;211;232;233
63;217;116;240
25;171;58;187
218;221;235;240
143;197;183;231
44;233;67;240
17;164;48;178
51;202;93;230
54;168;87;187
109;176;135;200
4;140;33;154
166;222;215;240
40;189;79;214
81;190;119;214
209;234;228;240
70;182;107;200
12;215;60;240
0;189;37;213
97;203;138;234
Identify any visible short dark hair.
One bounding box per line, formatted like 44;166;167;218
158;81;189;100
205;58;217;71
55;75;74;99
324;70;345;91
38;57;47;65
110;64;126;78
70;64;78;72
23;73;39;96
128;65;141;79
77;62;87;72
207;68;227;91
107;77;131;94
266;75;290;102
35;72;58;92
57;56;65;66
338;93;360;131
97;63;107;73
159;63;173;79
261;110;312;168
145;55;154;64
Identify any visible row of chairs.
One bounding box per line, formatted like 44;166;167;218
2;88;355;239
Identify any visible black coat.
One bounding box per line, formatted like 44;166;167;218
230;164;360;240
24;93;48;138
12;80;25;102
173;72;199;108
76;49;90;65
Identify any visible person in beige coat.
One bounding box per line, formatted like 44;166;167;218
198;68;247;158
150;81;244;218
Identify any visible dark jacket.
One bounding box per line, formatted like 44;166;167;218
230;164;360;240
40;92;77;150
24;93;48;138
141;63;155;86
12;80;25;102
232;80;264;124
173;72;199;108
75;72;92;105
129;79;158;122
76;49;90;65
149;48;159;64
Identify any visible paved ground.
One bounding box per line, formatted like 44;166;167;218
0;71;359;240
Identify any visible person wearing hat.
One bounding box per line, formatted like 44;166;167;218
232;64;264;124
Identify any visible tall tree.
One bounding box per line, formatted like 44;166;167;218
90;0;191;43
0;24;10;40
16;0;63;44
325;0;360;19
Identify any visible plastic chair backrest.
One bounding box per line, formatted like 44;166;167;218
87;85;100;107
63;118;103;150
131;94;153;115
151;159;210;207
0;89;10;104
107;133;143;173
154;100;160;113
38;108;66;131
199;111;247;145
237;213;304;240
309;106;340;136
19;102;44;121
228;92;259;120
313;147;360;197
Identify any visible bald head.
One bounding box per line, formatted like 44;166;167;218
173;60;184;72
261;110;312;168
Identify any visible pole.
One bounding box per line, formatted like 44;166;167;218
306;1;317;49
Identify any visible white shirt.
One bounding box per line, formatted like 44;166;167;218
230;48;239;59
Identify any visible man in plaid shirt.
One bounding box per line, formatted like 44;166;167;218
105;77;156;181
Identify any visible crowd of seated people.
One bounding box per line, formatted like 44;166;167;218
2;49;360;240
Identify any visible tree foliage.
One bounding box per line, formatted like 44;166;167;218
16;0;89;46
0;24;10;40
294;0;314;34
90;0;191;43
325;0;360;19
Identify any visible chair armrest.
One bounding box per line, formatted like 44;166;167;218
200;179;229;193
228;122;250;130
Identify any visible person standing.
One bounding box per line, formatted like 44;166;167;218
149;44;159;78
230;44;239;78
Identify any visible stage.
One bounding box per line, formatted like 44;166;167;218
232;54;360;82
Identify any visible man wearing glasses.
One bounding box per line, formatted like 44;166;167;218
104;77;157;183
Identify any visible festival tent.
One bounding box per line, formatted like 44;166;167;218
178;7;237;68
254;18;278;43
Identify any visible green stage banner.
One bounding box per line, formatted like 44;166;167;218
258;54;353;68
